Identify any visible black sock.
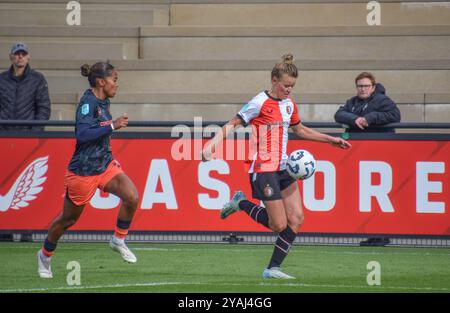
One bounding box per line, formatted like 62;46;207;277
238;200;269;228
116;218;131;229
42;237;57;256
268;226;297;269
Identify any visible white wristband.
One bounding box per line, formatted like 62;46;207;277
111;123;115;131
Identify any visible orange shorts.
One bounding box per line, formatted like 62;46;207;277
64;160;123;206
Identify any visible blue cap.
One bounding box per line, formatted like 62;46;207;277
11;42;29;54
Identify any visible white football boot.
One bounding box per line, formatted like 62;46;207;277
37;250;53;279
109;237;137;263
262;267;295;279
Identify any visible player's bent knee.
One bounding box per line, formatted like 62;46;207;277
130;193;139;208
297;213;305;226
287;213;304;231
123;191;139;209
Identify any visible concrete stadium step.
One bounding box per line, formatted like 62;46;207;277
0;26;139;38
2;25;447;62
50;100;450;124
1;59;448;71
170;2;450;26
140;25;450;37
37;70;450;95
3;0;440;3
49;90;450;122
0;3;169;26
11;24;447;37
0;26;139;59
0;37;138;60
48;89;450;123
5;0;168;3
139;30;450;61
139;25;450;61
50;92;449;105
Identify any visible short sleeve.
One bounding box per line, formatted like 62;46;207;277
237;96;263;125
290;102;301;126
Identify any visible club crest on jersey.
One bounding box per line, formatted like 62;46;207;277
263;184;274;197
97;107;102;115
286;105;292;114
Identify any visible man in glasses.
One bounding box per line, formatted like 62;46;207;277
334;72;400;132
0;42;51;131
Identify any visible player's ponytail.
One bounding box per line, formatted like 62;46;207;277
271;53;298;79
80;64;90;77
80;61;115;87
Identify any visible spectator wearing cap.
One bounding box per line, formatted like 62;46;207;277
0;42;51;130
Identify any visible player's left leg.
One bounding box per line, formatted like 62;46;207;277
103;171;139;263
38;196;86;278
264;179;303;278
281;180;304;234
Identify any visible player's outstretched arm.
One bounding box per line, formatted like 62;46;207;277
201;116;243;161
291;123;351;149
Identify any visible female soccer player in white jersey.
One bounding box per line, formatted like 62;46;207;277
202;54;351;279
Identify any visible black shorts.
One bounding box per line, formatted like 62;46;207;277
249;170;297;201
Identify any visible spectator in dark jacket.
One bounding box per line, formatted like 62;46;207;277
0;42;50;130
334;72;400;132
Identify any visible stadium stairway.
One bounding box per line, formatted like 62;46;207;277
0;0;449;124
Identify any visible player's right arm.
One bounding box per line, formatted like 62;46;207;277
201;116;242;161
202;95;263;161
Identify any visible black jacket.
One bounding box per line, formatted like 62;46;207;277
334;83;401;132
0;64;51;130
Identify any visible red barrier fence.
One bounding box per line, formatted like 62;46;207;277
0;137;448;235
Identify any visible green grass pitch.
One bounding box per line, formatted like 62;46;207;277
0;242;449;293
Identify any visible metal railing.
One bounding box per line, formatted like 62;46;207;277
1;120;450;129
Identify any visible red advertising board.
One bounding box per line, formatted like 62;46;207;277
0;137;448;235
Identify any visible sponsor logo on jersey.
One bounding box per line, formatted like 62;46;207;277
100;120;113;127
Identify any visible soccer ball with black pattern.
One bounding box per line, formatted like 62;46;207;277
286;149;316;180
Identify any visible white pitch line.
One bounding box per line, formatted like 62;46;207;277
1;245;449;256
257;282;450;292
132;247;450;256
1;281;448;293
0;282;187;293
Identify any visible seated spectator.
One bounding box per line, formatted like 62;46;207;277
0;42;50;130
334;72;400;132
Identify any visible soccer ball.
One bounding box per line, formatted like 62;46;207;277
286;149;316;180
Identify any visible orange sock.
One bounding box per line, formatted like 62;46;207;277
114;227;128;239
41;247;54;257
